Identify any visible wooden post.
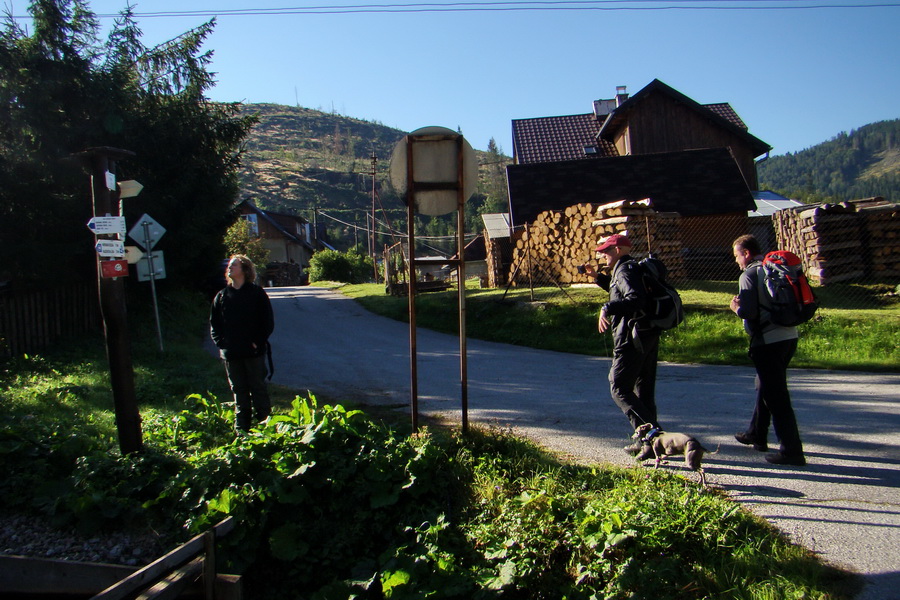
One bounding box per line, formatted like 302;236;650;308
78;147;142;455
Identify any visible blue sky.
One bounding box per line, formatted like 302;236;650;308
12;1;900;154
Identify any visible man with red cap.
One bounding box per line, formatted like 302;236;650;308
584;233;661;454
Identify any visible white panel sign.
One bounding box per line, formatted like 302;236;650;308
95;240;125;257
87;216;126;236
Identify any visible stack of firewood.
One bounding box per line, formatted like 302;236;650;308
592;200;687;282
508;199;686;286
861;201;899;279
509;203;598;286
773;198;899;285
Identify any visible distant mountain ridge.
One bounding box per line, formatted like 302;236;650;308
237;104;899;228
238;103;409;217
758;119;900;203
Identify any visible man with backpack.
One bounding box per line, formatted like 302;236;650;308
586;234;662;454
730;234;806;466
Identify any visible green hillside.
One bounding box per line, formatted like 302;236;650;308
758;119;900;203
237;104;511;251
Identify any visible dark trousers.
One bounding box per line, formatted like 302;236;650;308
224;355;271;430
747;338;803;456
609;330;661;431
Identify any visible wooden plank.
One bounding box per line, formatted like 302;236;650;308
137;557;203;600
0;555;136;595
91;517;234;600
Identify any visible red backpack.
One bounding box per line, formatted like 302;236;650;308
757;250;819;327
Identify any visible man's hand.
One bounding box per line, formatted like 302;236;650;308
598;307;610;333
729;295;741;315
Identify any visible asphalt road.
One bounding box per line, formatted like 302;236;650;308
258;286;900;599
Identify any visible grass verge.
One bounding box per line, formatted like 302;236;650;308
332;280;900;372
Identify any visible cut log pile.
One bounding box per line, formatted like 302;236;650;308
508;199;686;286
772;197;899;285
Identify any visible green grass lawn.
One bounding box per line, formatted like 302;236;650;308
333;279;900;372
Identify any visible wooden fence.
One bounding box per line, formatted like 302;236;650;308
0;282;99;359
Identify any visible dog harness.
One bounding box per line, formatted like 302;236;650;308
640;428;661;443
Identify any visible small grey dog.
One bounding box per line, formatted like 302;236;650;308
632;423;718;487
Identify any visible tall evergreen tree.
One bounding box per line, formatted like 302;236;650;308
0;0;257;288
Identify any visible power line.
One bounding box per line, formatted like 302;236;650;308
10;0;899;18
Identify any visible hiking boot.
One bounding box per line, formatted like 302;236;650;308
624;441;642;456
734;432;768;452
765;452;806;466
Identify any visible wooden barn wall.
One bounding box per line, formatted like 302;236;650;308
625;94;760;190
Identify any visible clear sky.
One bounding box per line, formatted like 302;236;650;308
10;1;900;154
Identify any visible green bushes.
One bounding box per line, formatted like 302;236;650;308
0;392;851;599
308;249;375;284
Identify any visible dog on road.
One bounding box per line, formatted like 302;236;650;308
633;423;718;487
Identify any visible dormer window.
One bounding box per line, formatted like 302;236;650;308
583;145;598;155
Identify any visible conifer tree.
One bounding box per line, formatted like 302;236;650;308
0;0;257;287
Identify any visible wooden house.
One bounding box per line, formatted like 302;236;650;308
237;200;316;272
506;80;773;280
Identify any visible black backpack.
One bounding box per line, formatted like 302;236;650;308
757;250;819;327
638;256;684;331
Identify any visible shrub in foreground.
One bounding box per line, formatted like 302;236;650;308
0;394;851;599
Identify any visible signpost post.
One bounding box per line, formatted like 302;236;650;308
75;147;142;455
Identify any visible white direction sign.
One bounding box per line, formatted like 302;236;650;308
87;216;126;236
95;240;125;258
128;213;166;251
124;246;144;265
118;180;143;199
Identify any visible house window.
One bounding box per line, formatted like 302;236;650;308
241;214;259;236
583;145;598;155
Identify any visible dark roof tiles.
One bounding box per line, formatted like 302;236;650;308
506;147;755;225
512;114;618;164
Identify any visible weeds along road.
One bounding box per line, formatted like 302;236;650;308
263;286;900;600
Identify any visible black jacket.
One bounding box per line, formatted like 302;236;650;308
595;255;652;349
209;283;275;360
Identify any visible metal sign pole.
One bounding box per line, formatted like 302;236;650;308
142;221;164;352
456;135;468;433
406;135;419;433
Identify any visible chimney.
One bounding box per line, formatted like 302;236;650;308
616;85;628;106
593;99;616;117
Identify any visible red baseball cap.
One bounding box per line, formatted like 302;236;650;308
595;234;632;253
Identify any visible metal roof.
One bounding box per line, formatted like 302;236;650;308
750;191;803;217
481;213;512;238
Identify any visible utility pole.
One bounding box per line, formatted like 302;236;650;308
76;147;143;455
371;151;378;282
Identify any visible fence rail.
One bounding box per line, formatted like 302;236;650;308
0;282;99;359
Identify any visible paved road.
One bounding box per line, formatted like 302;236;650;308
262;286;900;599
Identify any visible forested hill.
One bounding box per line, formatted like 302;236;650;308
238;103;407;215
237;104;511;246
758;119;900;203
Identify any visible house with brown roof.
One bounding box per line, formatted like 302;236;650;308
505;80;774;280
237;200;317;271
511;79;770;189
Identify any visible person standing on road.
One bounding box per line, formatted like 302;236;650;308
210;254;275;432
730;234;806;466
584;234;661;454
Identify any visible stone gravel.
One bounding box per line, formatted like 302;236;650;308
0;511;169;566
